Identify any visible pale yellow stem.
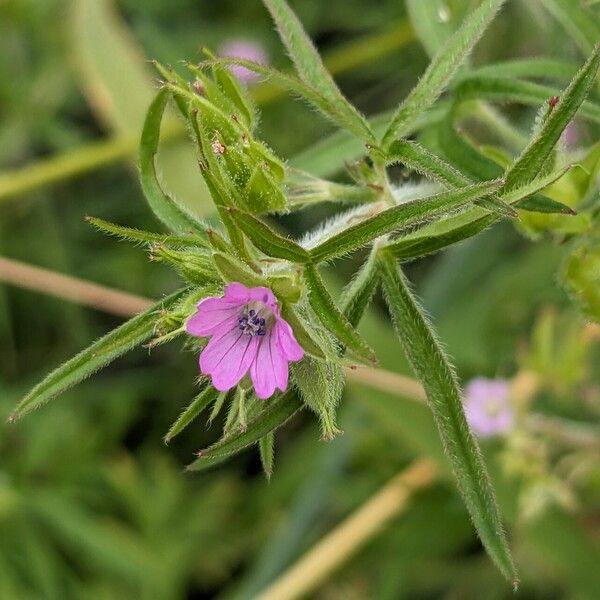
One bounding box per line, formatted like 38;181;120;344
256;458;438;600
346;364;426;401
0;22;414;204
0;256;153;317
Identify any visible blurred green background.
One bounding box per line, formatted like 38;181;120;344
1;0;599;598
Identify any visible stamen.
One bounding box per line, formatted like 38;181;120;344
238;303;270;336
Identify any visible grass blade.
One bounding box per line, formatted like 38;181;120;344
378;250;517;585
381;0;506;148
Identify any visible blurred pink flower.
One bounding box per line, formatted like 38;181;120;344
464;378;514;438
562;121;580;149
218;39;268;85
186;282;304;399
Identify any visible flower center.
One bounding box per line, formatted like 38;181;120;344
238;303;271;336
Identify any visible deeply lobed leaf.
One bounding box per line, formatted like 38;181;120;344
378;250;517;585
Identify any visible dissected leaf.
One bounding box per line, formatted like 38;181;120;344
261;0;375;143
11;289;189;420
309;179;503;262
139;90;209;234
378;250;517;585
382;0;506;147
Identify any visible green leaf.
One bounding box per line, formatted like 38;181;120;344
339;247;380;328
387;214;497;260
261;0;375;143
10;289;189;420
540;0;600;57
309;179;503;263
139;90;208;234
208;58;375;144
438;106;504;181
463;58;578;82
378;250;517;585
381;0;506;148
387;139;515;217
164;385;219;443
212;252;267;288
386;165;574;260
516;195;576;215
503;46;600;194
72;0;211;218
186;392;303;472
86;216;209;248
453;75;600;124
258;432;275;480
304;263;376;364
231;208;311;263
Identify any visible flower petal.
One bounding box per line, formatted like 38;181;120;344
186;297;242;337
200;326;259;391
250;330;288;399
274;319;304;361
247;286;279;315
224;282;251;303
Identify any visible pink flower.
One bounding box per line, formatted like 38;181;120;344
186;282;304;399
464;378;514;438
218;39;268;85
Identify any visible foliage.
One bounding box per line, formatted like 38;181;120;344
2;0;600;597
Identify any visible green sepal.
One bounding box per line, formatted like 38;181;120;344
258;432;275;480
151;246;219;285
186;391;303;472
291;355;344;441
212;252;267;288
304;263;376;365
244;163;287;213
231;208;311;263
164;385;219;444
